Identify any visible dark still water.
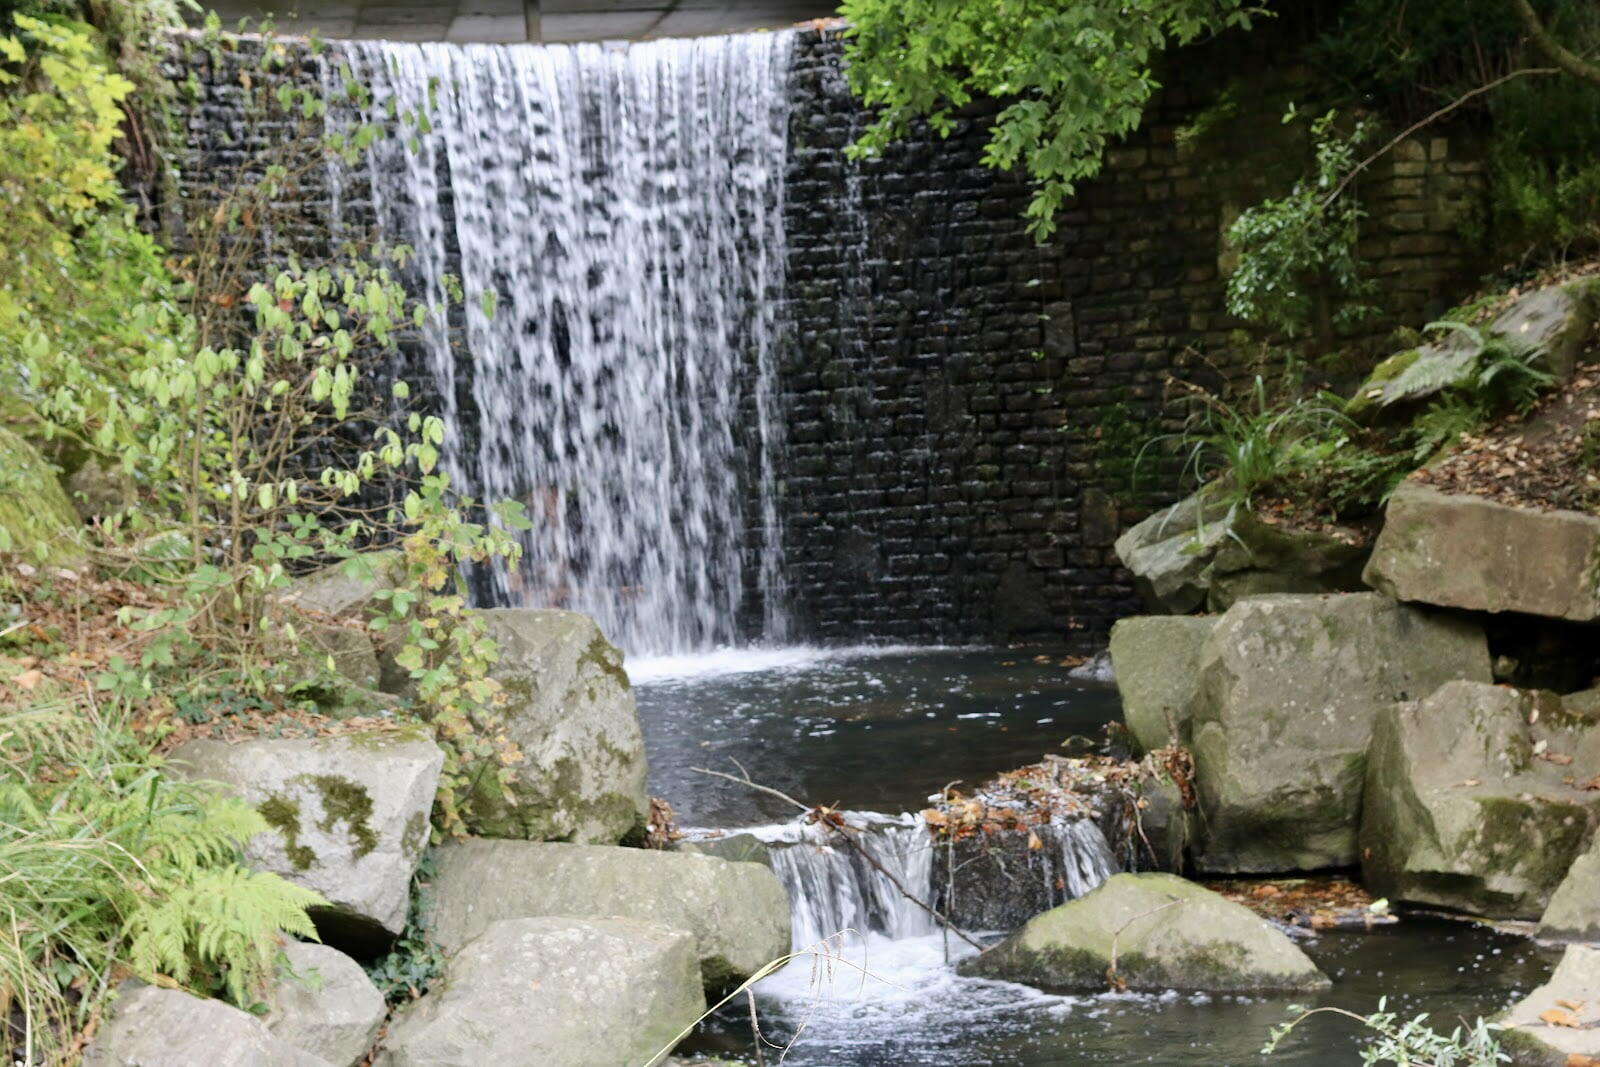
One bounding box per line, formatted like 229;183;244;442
628;647;1557;1067
631;645;1120;825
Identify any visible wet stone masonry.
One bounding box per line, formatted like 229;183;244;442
168;29;1488;648
774;30;1486;645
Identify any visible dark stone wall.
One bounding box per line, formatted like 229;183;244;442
773;28;1485;648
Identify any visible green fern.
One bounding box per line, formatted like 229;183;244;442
1383;320;1555;413
0;701;326;1063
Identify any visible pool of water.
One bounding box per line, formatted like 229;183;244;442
631;647;1558;1066
632;645;1120;825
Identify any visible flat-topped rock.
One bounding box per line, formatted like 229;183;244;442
958;872;1328;993
1362;681;1600;919
1190;593;1489;873
375;917;703;1067
1364;482;1600;622
429;839;790;989
1501;945;1600;1066
168;730;442;942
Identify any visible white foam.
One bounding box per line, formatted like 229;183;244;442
625;643;956;684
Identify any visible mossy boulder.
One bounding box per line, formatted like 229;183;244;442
0;427;82;564
168;731;443;943
1365;482;1600;623
957;872;1328;993
265;942;386;1067
1114;493;1370;615
1361;681;1600;919
1191;593;1489;873
1109;614;1219;752
1345;347;1422;421
459;608;648;844
375;917;704;1067
85;983;332;1067
428;839;790;990
1500;945;1600;1066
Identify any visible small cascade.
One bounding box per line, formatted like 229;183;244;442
736;810;1117;951
333;31;795;656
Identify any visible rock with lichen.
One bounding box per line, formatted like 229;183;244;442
168;730;443;944
427;839;789;991
456;608;649;844
957;872;1329;993
0;427;83;564
1361;680;1600;919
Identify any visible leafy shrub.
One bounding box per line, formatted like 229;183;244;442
1264;999;1508;1066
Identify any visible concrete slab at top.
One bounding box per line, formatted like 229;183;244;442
201;0;832;42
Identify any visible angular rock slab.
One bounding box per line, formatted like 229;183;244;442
1501;945;1600;1066
1362;681;1600;919
1365;483;1600;622
169;731;443;939
1109;614;1219;752
375;917;704;1067
1114;494;1370;615
460;608;648;843
429;839;790;988
266;942;387;1067
1541;833;1600;942
84;983;332;1067
958;872;1328;993
1191;593;1489;873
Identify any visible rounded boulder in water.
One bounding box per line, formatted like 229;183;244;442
958;872;1329;994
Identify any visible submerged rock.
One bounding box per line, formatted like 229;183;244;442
1540;834;1600;943
1501;945;1600;1066
1190;593;1489;873
1113;494;1370;615
1364;482;1600;623
265;942;387;1067
458;608;649;843
85;983;332;1067
428;839;790;989
1361;681;1600;919
1109;614;1218;752
376;916;703;1067
957;872;1328;993
168;730;442;942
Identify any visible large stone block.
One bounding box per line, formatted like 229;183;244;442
169;730;443;941
1364;483;1600;622
1191;593;1489;873
1114;494;1370;615
957;872;1328;993
1109;614;1218;752
458;608;649;843
428;839;790;989
1361;681;1600;918
375;917;703;1067
85;984;332;1067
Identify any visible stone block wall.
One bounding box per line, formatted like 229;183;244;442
771;28;1486;647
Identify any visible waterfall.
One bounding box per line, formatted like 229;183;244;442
335;31;795;655
741;810;1116;951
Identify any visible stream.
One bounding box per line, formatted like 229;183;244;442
632;646;1559;1066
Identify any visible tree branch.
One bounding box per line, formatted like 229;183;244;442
1512;0;1600;87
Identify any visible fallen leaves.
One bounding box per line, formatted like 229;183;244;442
1215;877;1397;932
1541;1008;1583;1028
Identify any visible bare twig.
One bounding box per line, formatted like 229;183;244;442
690;765;985;951
1106;898;1185;991
1511;0;1600;87
1319;66;1559;211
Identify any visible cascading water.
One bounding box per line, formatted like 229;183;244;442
335;32;795;655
